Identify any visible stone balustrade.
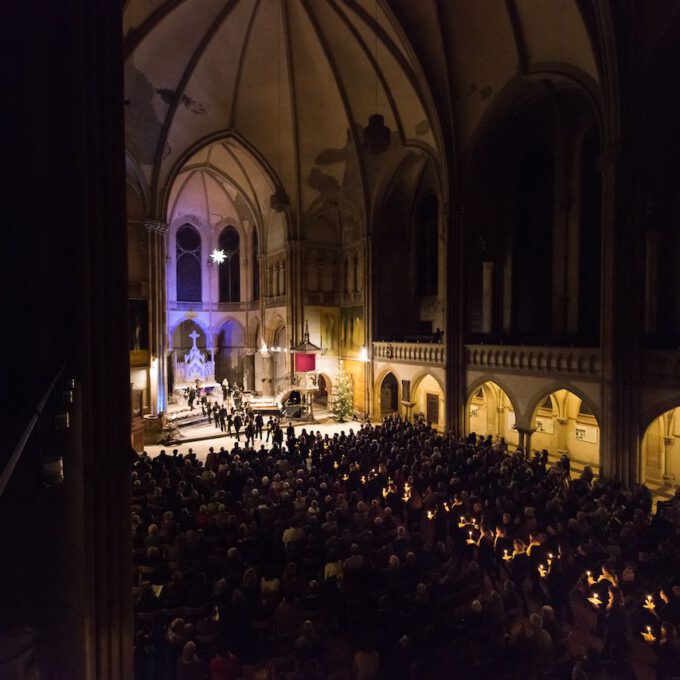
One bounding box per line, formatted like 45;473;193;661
373;341;446;365
465;344;601;377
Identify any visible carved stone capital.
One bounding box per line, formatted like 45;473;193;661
145;219;168;234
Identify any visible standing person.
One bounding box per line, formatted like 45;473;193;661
188;387;196;411
200;393;208;417
232;386;241;411
265;416;274;442
233;413;243;441
273;423;284;448
219;405;227;433
226;410;233;436
245;419;255;448
221;378;229;403
255;413;264;440
212;404;220;429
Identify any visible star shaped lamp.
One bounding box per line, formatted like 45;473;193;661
210;248;226;265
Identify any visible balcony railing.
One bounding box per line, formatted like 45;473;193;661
373;341;446;366
465;344;601;377
169;300;259;312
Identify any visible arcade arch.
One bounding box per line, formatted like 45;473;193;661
641;406;680;488
467;380;518;448
379;372;399;414
412;372;445;430
529;388;601;471
215;319;245;387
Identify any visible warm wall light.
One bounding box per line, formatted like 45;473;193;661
359;346;369;362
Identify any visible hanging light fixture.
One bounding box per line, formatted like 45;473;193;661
271;0;290;212
362;0;390;154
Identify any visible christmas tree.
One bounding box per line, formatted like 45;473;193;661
332;360;354;422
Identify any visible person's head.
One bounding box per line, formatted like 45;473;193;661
541;605;555;622
302;620;315;637
660;622;677;642
528;613;543;630
182;641;196;662
471;600;482;614
388;555;400;569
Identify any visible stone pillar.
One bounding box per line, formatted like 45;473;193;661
555;417;569;456
261;353;274;397
516;427;536;453
280;259;286;296
599;146;642;483
481;260;494;334
146;220;168;414
446;207;466;436
5;1;133;677
662;436;673;480
644;229;662;335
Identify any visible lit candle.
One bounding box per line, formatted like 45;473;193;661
460;516;465;523
468;530;472;539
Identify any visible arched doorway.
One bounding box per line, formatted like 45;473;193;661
379;373;399;413
412;373;445;429
215;319;245;387
467;380;518;447
271;325;288;387
641;406;680;489
316;374;330;408
529;389;600;473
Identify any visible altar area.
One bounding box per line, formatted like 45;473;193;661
170;330;219;395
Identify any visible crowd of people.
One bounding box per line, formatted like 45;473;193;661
179;379;287;445
132;414;680;679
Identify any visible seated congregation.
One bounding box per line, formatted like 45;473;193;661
132;416;680;680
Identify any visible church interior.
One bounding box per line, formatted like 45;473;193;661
3;1;680;678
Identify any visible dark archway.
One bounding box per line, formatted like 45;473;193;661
380;372;399;413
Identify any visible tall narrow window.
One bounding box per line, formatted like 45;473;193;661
218;227;240;302
176;225;202;302
252;229;260;301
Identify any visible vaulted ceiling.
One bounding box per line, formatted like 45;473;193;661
124;0;438;219
124;0;601;219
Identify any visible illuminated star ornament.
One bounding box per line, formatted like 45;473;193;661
210;248;226;264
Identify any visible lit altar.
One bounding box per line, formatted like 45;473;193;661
172;330;218;391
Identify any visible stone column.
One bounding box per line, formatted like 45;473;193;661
261;353;274;397
555;417;569;456
644;229;662;335
446;207;466;436
599;146;642;484
146;220;168;413
481;260;494;334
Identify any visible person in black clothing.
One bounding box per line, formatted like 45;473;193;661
233;413;242;440
226;411;233;435
245;420;255;447
212;404;220;428
218;406;227;433
200;394;208;417
188;387;196;411
255;413;264;440
265;416;274;442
